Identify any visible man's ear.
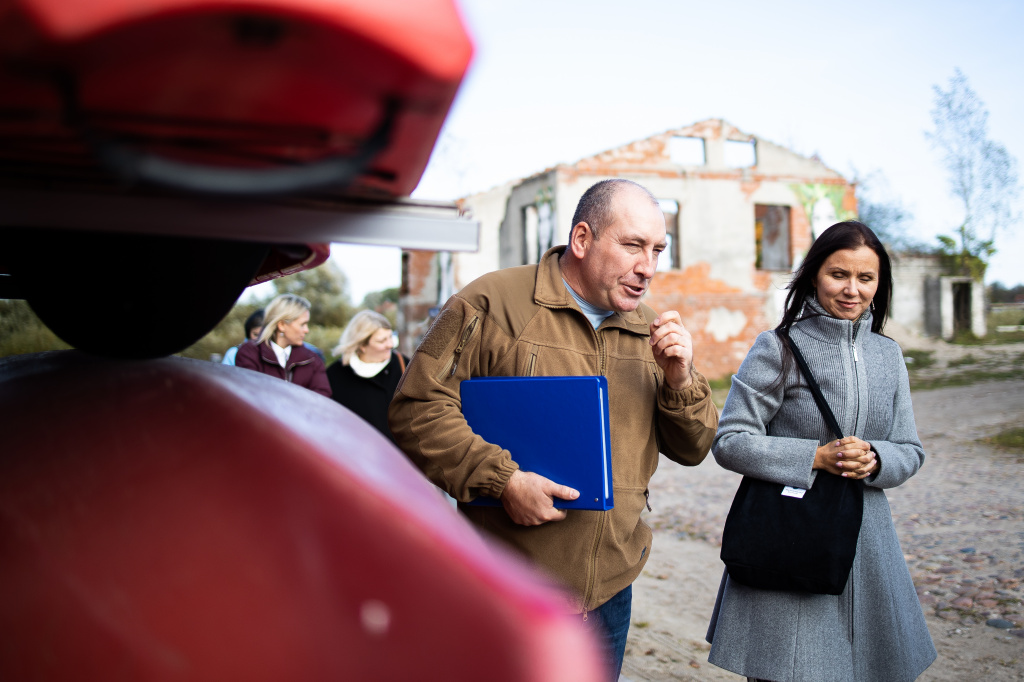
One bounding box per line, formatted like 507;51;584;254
568;221;591;258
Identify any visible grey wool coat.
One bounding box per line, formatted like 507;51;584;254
706;300;936;682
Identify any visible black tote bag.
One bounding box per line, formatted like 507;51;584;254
719;331;864;595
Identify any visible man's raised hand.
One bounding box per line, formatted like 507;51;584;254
650;310;694;390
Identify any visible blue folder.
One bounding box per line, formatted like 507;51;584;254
460;376;613;511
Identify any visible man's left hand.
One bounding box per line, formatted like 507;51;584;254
650;311;694;391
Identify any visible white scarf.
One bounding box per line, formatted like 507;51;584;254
349;353;389;378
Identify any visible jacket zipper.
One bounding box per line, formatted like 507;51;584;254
525;348;537;377
581;324;610;617
438;316;479;380
851;323;861;430
582;513;605;618
284;357;312;383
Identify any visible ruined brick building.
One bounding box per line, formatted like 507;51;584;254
397;119;981;379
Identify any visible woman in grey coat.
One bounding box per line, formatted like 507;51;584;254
706;221;936;682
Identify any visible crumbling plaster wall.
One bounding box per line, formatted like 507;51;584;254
890;254;944;337
401;120;857;379
642;175;812;381
398;249;441;355
547;168;820;380
455;180;514;289
496;171;558;269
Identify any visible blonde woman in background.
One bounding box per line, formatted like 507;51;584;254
327;310;408;442
236;294;331;397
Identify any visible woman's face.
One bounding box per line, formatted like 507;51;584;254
359;327;394;363
277;311;310;347
814;246;880;321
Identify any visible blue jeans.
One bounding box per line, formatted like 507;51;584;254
583;584;632;681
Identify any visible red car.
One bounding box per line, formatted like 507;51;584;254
0;2;604;678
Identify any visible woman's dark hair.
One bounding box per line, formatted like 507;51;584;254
773;220;893;384
244;309;265;339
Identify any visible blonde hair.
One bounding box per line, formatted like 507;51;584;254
334;310;392;365
258;294;311;346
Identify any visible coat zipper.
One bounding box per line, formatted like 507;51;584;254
437;316;479;380
285;357;312;383
581;323;610;617
850;323;862;433
582;514;605;619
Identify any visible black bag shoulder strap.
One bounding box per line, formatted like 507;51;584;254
779;330;844;440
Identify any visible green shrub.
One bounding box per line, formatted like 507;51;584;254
707;375;734;391
982;427;1024;451
902;349;935;369
948;353;978;368
0;300;70;357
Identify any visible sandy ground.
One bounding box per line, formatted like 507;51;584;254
621;367;1024;680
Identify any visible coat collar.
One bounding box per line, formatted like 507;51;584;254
795;296;873;345
533;246;652;336
257;341;315;369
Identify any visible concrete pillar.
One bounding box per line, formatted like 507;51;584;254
940;278;954;340
971;281;987;337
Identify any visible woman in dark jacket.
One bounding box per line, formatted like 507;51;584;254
236;294;331;397
327;310;406;441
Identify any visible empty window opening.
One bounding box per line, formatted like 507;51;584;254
522;201;555;265
811;196;837;240
668;136;706;166
437;251;455;304
725;139;756;168
523;204;539;264
755;204;791;271
400;251;410;295
953;282;972;334
657;199;680;271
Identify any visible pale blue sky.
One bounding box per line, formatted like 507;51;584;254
337;0;1024;301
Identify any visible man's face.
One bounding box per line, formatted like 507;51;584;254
577;189;667;312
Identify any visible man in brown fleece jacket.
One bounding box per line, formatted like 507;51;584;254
389;179;718;680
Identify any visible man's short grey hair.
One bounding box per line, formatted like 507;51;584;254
569;179;659;241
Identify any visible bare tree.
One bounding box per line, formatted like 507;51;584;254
927;68;1019;279
852;168;927;253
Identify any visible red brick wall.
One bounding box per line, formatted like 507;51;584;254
645;264;775;381
398;250;438;355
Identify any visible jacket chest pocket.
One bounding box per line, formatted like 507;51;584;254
436;315;479;381
521;344;539;377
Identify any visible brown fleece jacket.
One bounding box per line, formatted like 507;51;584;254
389;247;718;611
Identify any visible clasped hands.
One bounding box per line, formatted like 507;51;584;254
814;436;877;479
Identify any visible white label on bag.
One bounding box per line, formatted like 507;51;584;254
781;486;807;499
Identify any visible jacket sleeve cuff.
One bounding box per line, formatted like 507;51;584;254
484;456;520;499
658;370;712;411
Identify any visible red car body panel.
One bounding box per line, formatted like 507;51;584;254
0;352;603;680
